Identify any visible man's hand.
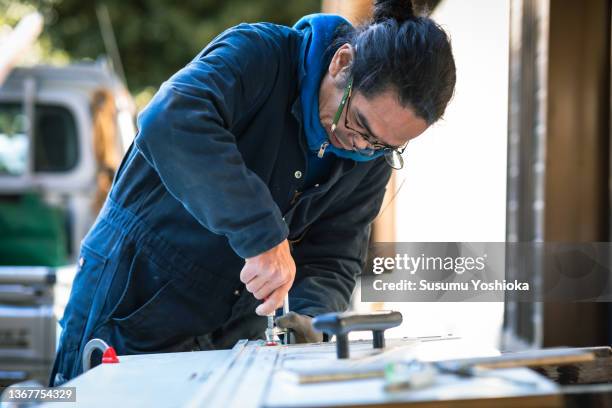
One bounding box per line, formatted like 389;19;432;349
275;312;323;343
240;239;296;316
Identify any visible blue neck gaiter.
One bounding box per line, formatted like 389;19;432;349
294;14;384;162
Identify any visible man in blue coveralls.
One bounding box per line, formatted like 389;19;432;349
51;0;456;385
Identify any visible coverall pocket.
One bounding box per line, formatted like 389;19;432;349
59;244;108;350
106;246;183;349
111;279;173;330
52;244;108;385
110;279;188;352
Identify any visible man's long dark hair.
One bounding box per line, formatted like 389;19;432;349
325;0;456;125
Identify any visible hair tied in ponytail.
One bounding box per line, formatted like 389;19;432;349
373;0;415;24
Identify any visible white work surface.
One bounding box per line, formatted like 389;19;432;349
41;337;561;408
42;348;232;408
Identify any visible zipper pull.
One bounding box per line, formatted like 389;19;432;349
317;141;329;158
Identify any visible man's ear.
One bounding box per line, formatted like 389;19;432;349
328;44;354;81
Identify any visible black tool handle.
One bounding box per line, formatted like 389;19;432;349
312;311;403;359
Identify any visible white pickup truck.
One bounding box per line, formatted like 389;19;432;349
0;62;135;386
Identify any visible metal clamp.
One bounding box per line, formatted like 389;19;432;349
82;338;119;372
312;311;403;359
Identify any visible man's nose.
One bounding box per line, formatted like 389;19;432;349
351;133;370;150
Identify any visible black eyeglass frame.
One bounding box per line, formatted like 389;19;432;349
330;76;407;169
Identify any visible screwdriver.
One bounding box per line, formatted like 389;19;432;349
282;294;296;344
265;293;290;346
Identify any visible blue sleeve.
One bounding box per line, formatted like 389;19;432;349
134;24;289;259
289;160;392;316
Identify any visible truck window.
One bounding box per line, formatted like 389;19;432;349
0;103;78;175
33;105;78;172
0;104;27;175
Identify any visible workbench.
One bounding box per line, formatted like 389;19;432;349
36;336;566;408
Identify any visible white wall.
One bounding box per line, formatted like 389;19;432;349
384;0;510;349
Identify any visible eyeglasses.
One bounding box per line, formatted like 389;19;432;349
330;76;407;170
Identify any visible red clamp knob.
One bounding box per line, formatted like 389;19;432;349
102;346;120;364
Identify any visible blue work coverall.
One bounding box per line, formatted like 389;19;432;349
51;21;391;385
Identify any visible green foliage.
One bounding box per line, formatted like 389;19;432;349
20;0;320;95
0;0;70;64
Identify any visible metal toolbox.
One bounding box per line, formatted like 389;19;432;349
0;267;57;386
